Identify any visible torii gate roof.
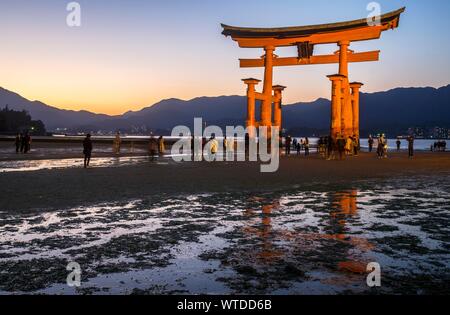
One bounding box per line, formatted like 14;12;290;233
221;7;405;47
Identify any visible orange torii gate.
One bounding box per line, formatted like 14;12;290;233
221;7;405;142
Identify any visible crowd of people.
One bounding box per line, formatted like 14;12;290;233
82;132;168;168
282;133;435;160
285;136;310;156
432;141;447;152
11;130;448;169
284;134;360;160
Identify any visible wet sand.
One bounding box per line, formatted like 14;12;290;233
1;144;449;295
1;151;449;213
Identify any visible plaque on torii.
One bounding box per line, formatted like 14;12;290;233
221;7;405;142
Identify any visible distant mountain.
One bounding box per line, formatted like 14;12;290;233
0;87;111;130
1;84;449;136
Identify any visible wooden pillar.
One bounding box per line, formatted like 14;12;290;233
272;85;286;129
338;40;353;138
327;74;345;141
350;82;364;141
242;78;261;139
242;78;261;128
261;46;275;129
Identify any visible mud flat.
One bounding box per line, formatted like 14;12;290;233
0;152;449;213
0;175;449;294
0;151;449;295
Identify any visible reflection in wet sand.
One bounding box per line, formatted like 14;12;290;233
0;156;175;172
0;177;448;294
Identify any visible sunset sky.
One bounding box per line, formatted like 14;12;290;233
1;0;449;115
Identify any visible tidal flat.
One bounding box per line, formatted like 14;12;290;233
0;175;449;295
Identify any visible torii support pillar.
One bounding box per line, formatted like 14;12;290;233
328;74;346;141
338;40;353;139
261;46;275;137
272;85;286;130
242;78;261;134
350;82;364;141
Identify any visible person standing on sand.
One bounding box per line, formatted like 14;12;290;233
345;136;352;156
376;135;383;158
226;136;234;160
113;132;121;154
23;132;31;154
191;136;195;159
368;135;374;153
396;138;401;151
148;134;158;160
380;134;388;158
352;136;359;156
20;131;28;153
83;134;93;168
15;133;21;153
223;136;228;158
407;135;414;158
158;136;165;156
304;137;310;156
327;135;336;160
337;134;346;160
285;136;292;156
244;133;250;158
209;135;219;159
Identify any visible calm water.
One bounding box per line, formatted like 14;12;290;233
0;156;160;173
0;176;448;295
292;138;447;151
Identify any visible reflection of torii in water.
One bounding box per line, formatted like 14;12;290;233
241;191;374;275
331;190;374;275
242;199;284;262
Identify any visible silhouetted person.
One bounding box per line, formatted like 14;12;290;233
352;136;359;156
396;138;401;151
327;135;335;160
368;136;374;153
407;135;414;158
22;132;31;154
245;133;250;154
113;132;121;154
15;133;21;153
296;142;301;155
83;134;93;168
337;135;346;160
285;136;292;155
20;132;27;153
304;137;310;156
191;135;195;159
148;134;158;160
323;136;329;158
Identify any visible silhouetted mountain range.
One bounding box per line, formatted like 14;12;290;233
1;85;449;136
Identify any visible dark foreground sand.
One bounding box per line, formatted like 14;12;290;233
1;151;449;213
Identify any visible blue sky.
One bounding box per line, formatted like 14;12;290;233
1;0;449;114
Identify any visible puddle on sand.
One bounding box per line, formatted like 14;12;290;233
0;156;173;172
0;177;449;295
